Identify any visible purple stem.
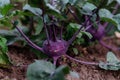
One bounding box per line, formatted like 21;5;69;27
44;23;50;44
99;40;111;50
68;17;92;44
65;54;98;65
84;21;100;31
112;3;120;15
15;26;44;52
105;25;114;33
85;15;90;26
49;26;53;40
60;12;68;42
84;25;93;31
68;9;98;45
50;0;57;41
41;3;50;44
52;24;57;42
60;23;63;40
99;40;118;51
68;25;83;45
53;57;59;65
29;17;34;35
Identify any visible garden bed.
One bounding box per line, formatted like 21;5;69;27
0;37;120;80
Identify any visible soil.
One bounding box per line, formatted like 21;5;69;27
0;37;120;80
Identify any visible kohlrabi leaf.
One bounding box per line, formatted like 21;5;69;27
73;48;79;55
0;0;10;7
99;9;118;26
0;16;13;27
69;0;78;5
99;9;113;18
69;23;81;29
45;4;65;20
99;9;120;30
81;31;93;39
35;17;44;35
113;14;120;30
6;37;24;45
51;65;69;80
107;0;114;5
0;4;13;16
107;52;119;63
81;2;97;15
58;0;69;11
70;71;80;79
77;33;82;38
87;0;101;7
0;26;28;36
107;0;120;4
0;26;28;45
61;0;69;4
23;4;42;16
0;36;11;67
27;60;69;80
99;52;120;70
65;23;81;40
27;60;56;80
46;4;60;13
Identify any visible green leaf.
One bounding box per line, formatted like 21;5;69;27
107;0;114;5
99;62;109;70
99;52;120;70
101;17;117;26
46;4;60;13
70;71;80;79
81;31;93;39
0;26;29;45
27;60;69;80
60;0;69;4
87;0;101;6
69;0;78;5
83;2;97;11
77;33;82;38
107;52;119;63
0;4;13;16
99;9;113;18
69;23;81;29
45;4;65;20
35;18;44;35
30;48;48;59
81;2;97;15
66;23;82;39
6;37;24;45
51;65;69;80
23;4;42;16
99;9;118;26
0;36;11;66
58;0;69;11
27;60;56;80
113;14;120;30
0;16;13;27
73;48;78;55
0;0;10;7
0;26;28;36
0;37;7;53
